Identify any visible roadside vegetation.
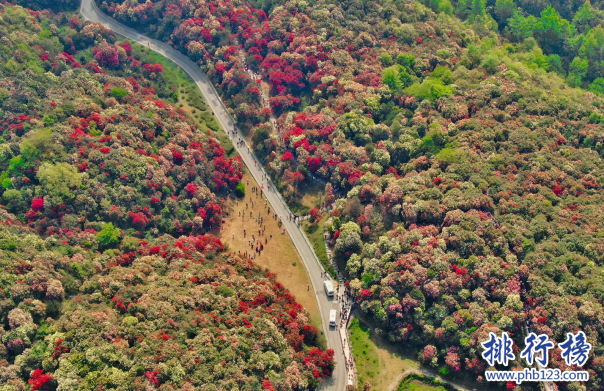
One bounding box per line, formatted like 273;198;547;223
397;374;453;391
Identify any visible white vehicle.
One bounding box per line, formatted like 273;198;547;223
329;309;337;327
323;280;334;297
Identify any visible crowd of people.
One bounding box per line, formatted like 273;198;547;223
233;186;281;260
332;283;357;385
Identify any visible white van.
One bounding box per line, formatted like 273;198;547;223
323;280;334;297
329;309;337;327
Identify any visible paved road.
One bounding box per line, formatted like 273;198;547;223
79;1;347;389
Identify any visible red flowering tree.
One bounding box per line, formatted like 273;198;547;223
93;40;122;67
31;197;44;212
309;208;321;223
28;369;52;391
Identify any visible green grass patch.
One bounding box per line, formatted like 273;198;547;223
405;78;454;101
349;317;381;388
397;374;455;391
303;218;334;277
129;41;223;134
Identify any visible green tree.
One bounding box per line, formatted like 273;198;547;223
589;78;604;95
438;0;454;15
494;0;516;27
2;189;24;213
534;6;575;56
382;65;412;92
578;26;604;81
8;155;25;174
335;221;363;260
436;148;465;164
547;54;564;74
397;53;415;69
235;181;245;197
20;128;53;160
382;66;404;91
380;52;393;67
569;56;589;87
97;222;121;246
509;10;539;40
471;0;486;17
0;172;11;189
339;112;375;140
339;221;361;238
251;123;275;159
0;87;9;101
579;26;604;58
524;47;550;70
431;66;455;84
218;284;235;297
37;162;81;201
405;78;454;101
573;1;601;34
110;87;128;100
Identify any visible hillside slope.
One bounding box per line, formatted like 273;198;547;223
0;4;333;390
94;0;604;390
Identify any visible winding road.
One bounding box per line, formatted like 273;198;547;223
79;1;347;389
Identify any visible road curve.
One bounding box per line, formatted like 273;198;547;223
79;1;347;389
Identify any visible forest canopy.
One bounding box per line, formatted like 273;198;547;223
0;4;333;390
94;0;604;389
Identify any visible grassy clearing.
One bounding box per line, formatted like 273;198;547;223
400;380;447;391
300;180;323;209
349;317;420;391
287;180;323;215
349;317;381;387
218;171;326;349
